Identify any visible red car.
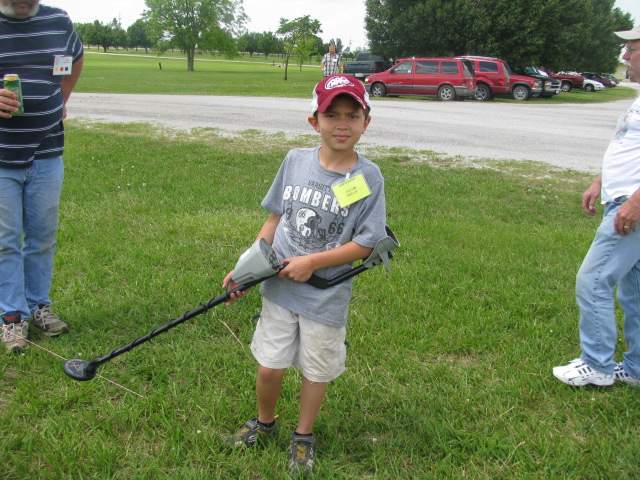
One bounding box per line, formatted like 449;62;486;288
543;70;584;91
456;56;543;101
363;57;475;101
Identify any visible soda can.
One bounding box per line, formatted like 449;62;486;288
3;73;24;116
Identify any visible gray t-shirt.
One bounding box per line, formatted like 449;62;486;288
261;146;387;327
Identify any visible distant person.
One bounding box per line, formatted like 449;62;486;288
553;26;640;387
223;75;387;474
0;0;84;352
320;42;342;77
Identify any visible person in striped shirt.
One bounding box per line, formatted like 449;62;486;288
320;42;342;77
0;0;83;352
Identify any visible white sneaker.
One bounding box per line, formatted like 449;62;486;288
614;362;640;386
552;358;614;387
2;318;28;353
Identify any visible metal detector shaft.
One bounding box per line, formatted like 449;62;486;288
63;275;273;381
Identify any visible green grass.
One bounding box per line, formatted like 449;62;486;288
76;52;638;103
494;85;637;103
76;51;321;97
1;123;639;479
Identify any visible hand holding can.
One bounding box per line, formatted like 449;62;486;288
2;74;24;116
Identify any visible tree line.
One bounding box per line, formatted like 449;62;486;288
73;0;349;78
74;0;634;75
365;0;633;72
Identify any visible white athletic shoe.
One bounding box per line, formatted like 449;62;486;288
552;358;614;387
614;362;640;387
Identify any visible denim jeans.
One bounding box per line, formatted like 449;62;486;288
576;197;640;378
0;157;64;319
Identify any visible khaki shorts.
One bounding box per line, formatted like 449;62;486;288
250;297;347;383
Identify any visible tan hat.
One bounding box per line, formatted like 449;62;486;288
615;27;640;41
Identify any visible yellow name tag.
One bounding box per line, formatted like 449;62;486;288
331;173;371;208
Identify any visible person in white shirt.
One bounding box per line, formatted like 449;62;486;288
553;26;640;387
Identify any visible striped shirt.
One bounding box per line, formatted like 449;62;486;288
321;53;341;77
0;5;83;168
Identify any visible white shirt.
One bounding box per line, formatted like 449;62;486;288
601;95;640;203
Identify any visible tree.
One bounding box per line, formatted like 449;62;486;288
91;20;114;52
296;34;320;71
109;18;128;49
277;16;321;80
327;38;344;54
74;22;90;45
257;31;281;58
365;0;633;72
127;18;157;52
144;0;246;71
238;31;260;56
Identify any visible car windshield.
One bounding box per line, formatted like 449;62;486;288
503;62;513;75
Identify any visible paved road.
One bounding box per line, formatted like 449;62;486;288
67;88;639;172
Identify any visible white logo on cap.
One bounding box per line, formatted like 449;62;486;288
325;76;354;89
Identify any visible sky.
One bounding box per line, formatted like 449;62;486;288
44;0;369;50
42;0;640;51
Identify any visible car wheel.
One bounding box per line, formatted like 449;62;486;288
585;84;594;92
437;85;456;101
370;82;386;97
512;85;530;101
561;81;572;92
474;83;492;101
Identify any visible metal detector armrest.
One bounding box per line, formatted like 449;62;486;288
307;225;400;289
230;238;281;285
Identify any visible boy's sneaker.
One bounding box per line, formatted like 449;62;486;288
552;358;614;387
225;417;277;447
614;362;640;386
289;432;316;474
31;304;68;337
2;313;28;353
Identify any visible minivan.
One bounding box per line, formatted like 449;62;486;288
364;57;475;101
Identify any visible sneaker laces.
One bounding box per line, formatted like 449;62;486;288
35;305;59;327
614;363;629;379
295;442;310;462
2;322;13;341
2;321;27;341
291;436;315;465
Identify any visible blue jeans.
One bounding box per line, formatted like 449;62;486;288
0;157;64;319
576;197;640;378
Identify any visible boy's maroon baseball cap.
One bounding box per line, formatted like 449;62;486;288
310;74;371;115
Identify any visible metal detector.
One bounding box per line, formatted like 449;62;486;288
64;227;399;381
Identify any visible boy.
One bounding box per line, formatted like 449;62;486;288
223;74;387;473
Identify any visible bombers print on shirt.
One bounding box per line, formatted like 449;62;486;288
281;177;350;255
260;146;387;328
